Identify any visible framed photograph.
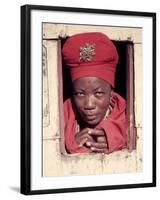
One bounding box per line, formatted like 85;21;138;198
20;4;156;195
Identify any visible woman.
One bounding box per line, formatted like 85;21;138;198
62;32;126;154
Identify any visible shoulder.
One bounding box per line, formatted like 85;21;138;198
64;98;71;107
109;91;126;119
63;98;76;118
110;91;126;109
63;98;72;113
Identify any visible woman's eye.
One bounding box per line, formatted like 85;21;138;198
75;92;85;97
95;92;104;97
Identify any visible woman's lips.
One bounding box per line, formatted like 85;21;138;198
84;114;97;121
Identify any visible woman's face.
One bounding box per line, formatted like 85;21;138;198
73;77;111;127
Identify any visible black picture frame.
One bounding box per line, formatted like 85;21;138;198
21;4;156;195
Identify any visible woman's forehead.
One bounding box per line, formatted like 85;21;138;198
73;77;111;89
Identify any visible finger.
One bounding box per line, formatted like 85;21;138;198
90;142;108;149
77;128;92;137
97;136;107;143
81;134;94;141
90;147;106;153
88;129;105;136
78;137;88;147
81;128;91;134
78;134;95;146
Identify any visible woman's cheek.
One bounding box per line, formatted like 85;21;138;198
74;99;84;112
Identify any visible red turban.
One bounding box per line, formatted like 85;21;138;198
62;32;119;88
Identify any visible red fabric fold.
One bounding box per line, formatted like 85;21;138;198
70;64;116;88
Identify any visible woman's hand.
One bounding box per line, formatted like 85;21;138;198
86;129;108;153
75;128;108;153
75;128;95;148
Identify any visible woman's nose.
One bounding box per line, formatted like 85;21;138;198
84;95;96;110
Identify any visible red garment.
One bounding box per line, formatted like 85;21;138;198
63;92;126;154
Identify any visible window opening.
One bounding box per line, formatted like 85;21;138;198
60;38;136;153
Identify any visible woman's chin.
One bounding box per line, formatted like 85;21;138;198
84;118;101;127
